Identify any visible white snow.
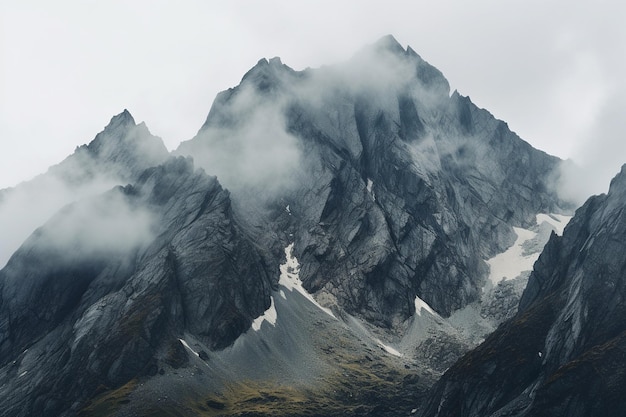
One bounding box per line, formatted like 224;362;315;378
536;213;571;235
19;371;27;378
375;338;404;357
487;227;538;285
178;338;200;357
285;205;291;215
279;243;336;319
366;178;375;201
251;296;277;331
414;295;436;316
486;214;572;285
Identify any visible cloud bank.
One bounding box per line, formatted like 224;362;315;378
29;187;155;262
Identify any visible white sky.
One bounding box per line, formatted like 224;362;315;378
1;0;625;190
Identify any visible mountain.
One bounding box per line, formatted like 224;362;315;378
177;34;570;322
0;110;169;268
0;35;575;416
419;165;626;417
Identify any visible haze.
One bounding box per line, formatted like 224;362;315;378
1;1;625;197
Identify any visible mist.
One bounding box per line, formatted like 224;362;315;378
177;79;304;202
29;187;155;262
0;172;120;268
554;89;626;206
0;111;167;268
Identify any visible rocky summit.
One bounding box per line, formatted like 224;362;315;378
0;35;590;417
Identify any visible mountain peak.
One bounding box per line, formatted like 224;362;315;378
105;109;136;131
240;56;294;92
373;34;405;54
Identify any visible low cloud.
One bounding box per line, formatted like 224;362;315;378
0;172;119;268
25;187;155;262
176;37;443;205
0;111;167;268
553;89;626;206
179;82;303;199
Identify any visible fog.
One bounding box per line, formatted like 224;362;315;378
0;110;167;268
0;171;119;268
30;187;155;262
176;37;432;202
555;89;626;205
179;82;303;199
1;31;624;268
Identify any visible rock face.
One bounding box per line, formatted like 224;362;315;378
0;157;272;416
419;165;626;417
178;35;568;326
0;35;576;416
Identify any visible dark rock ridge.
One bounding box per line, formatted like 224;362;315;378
419;165;626;417
0;156;272;416
178;34;570;325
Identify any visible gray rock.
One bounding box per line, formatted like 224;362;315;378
418;164;626;417
0;156;272;416
177;35;569;326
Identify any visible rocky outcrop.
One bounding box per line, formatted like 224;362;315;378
419;165;626;417
0;157;272;417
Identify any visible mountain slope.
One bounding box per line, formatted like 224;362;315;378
0;157;272;416
0;36;576;416
419;165;626;417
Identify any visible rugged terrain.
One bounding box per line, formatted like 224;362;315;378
419;165;626;417
0;36;576;416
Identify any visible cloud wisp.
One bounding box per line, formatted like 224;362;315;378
0;171;120;268
26;187;156;263
553;89;626;206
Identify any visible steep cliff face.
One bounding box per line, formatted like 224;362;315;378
178;35;568;326
0;157;272;417
419;165;626;417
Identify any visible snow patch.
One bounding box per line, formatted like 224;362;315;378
19;371;27;378
251;296;277;331
487;227;538;285
366;178;375;201
536;213;571;236
414;295;436;316
375;338;404;357
486;214;572;285
279;243;336;319
178;338;200;357
285;205;291;215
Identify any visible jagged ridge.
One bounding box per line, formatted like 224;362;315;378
419;165;626;417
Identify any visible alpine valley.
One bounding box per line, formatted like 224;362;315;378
1;35;621;417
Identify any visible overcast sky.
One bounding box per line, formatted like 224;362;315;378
1;0;625;192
